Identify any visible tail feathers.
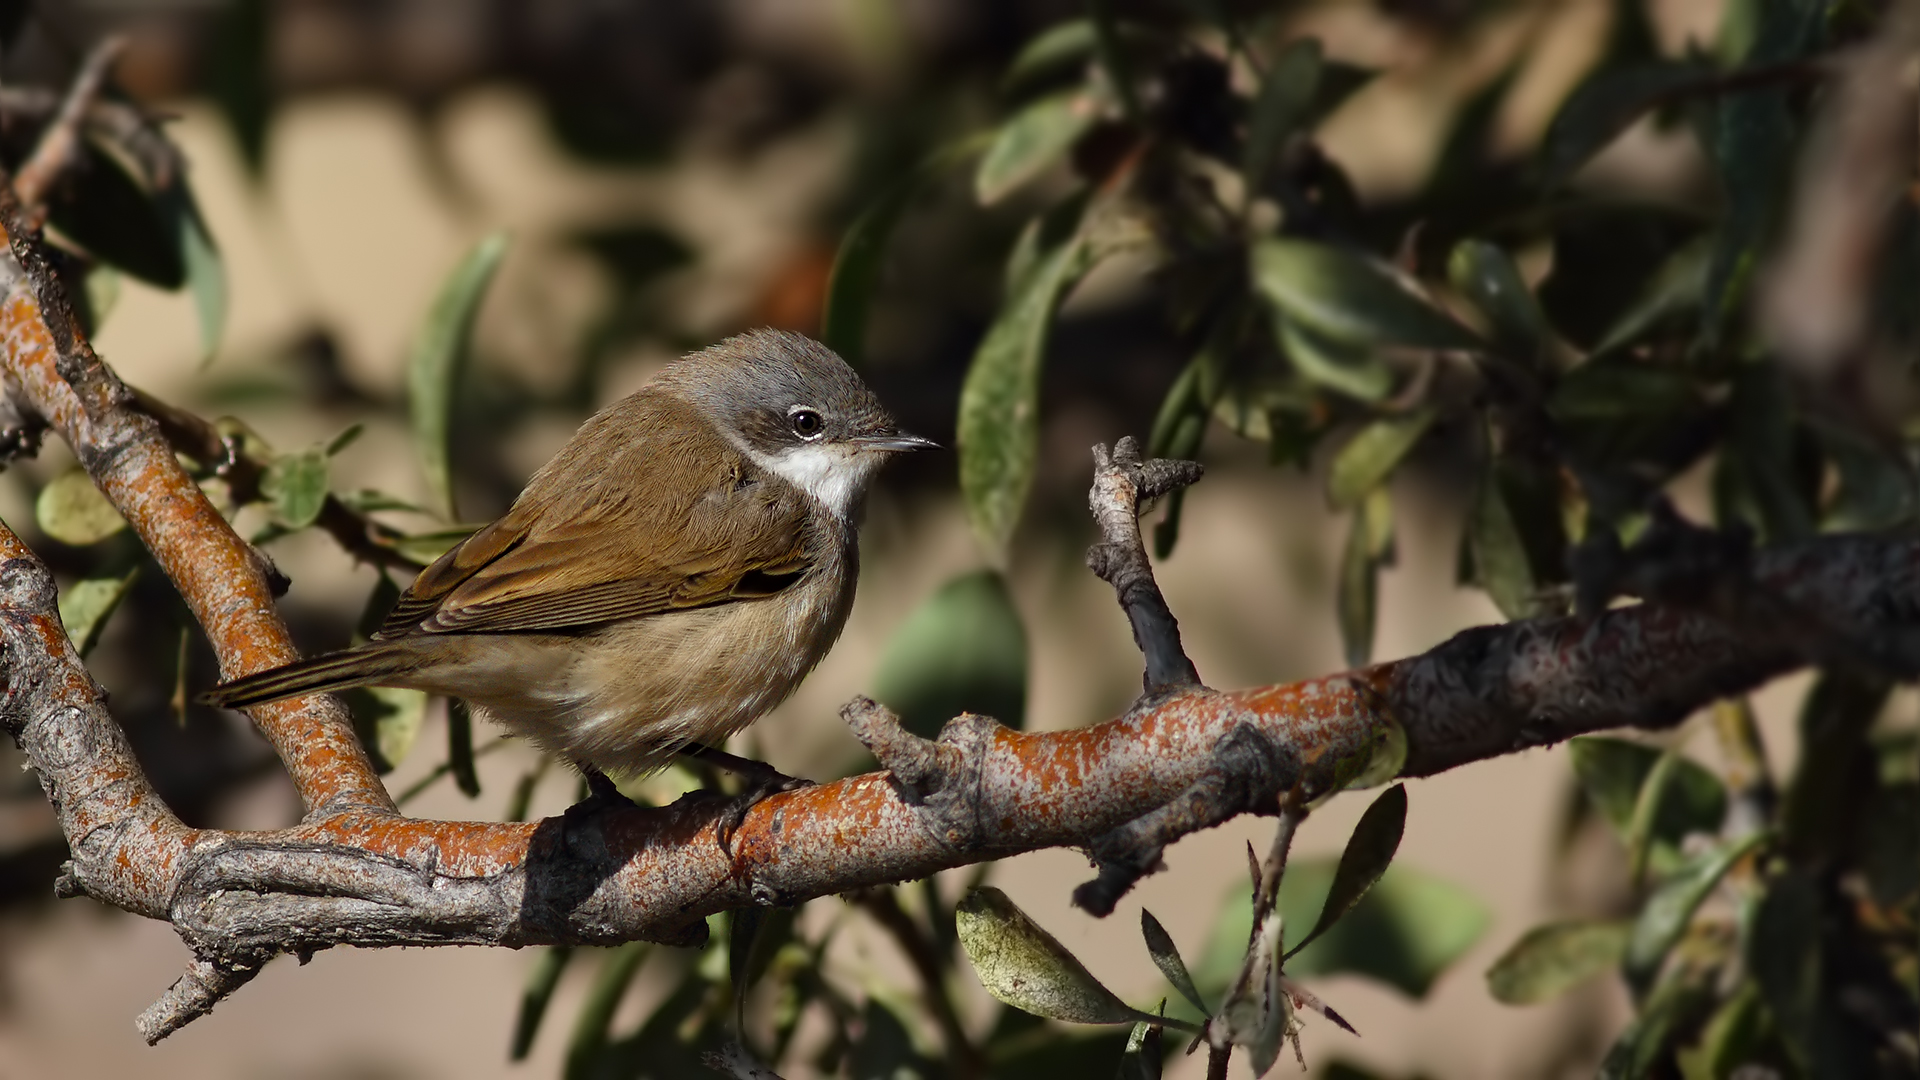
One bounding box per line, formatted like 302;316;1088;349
199;645;412;709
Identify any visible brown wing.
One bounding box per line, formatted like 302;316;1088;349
375;391;814;638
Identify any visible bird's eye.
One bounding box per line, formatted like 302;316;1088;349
789;409;824;439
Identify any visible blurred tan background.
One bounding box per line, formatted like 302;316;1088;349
0;1;1827;1077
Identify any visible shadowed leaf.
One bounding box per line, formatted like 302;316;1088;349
1251;238;1479;350
1115;1013;1164;1080
564;943;648;1080
408;232;508;520
1447;240;1547;365
1590;235;1711;356
510;945;574;1061
1336;487;1392;668
1597;963;1715;1080
1004;20;1097;90
446;698;481;798
1327;410;1436;509
36;470;126;546
1540;63;1712;188
1485;919;1630;1004
1287;783;1407;960
1625;830;1768;989
1277;316;1392;402
161;187;228;366
1568;738;1727;875
1244;39;1323;188
1140;909;1207;1016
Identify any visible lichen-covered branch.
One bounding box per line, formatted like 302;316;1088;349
0;164;1914;1046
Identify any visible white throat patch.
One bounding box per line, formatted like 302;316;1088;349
743;442;877;518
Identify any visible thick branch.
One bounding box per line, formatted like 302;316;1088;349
0;185;391;816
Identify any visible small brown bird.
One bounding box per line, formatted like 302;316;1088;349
203;329;930;785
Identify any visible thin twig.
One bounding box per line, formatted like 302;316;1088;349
13;37;127;215
848;888;982;1079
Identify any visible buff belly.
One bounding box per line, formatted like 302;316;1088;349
394;568;853;777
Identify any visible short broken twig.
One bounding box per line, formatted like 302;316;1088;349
1087;436;1204;693
13;37;128;215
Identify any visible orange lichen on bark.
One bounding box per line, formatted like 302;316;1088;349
0;210;391;816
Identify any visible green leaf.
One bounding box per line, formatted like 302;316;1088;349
1336;486;1392;669
1675;984;1773;1080
1287;783;1407;960
1277;315;1393;402
975;91;1101;205
1467;461;1537;620
1816;421;1919;531
408;232;509;520
369;688;427;772
161;186;229;366
1326;410;1436;509
1003;20;1097;90
872;569;1028;740
1589;235;1712;356
823;139;982;367
324;423;365;457
1446;240;1547;365
1139;910;1207;1017
848;997;941;1080
1597;963;1715;1080
957;207;1097;564
956;887;1201;1032
1244;39;1323;188
35;470;126;546
58;570;138;658
1624;829;1768;989
84;264;121;333
391;525;481;565
261;446;330;530
1719;361;1814;543
446;698;481;798
1539;63;1712;188
510;945;574;1061
1485;919;1631;1005
1115;1015;1164;1080
563;943;648;1080
1568;738;1727;874
1251;238;1480;351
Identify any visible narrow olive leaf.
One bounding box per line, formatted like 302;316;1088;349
446;697;481;798
956;220;1095;565
1243;38;1323;188
1624;830;1769;988
1286;784;1407;960
975;91;1101;205
822;181;915;368
1596;963;1714;1080
36;470;127;546
1674;985;1765;1080
956;887;1203;1033
1539;63;1712;188
324;423;365;457
1003;19;1096;90
510;945;574;1060
262;446;330;530
163;187;229;366
1275;315;1392;402
1326;409;1437;509
1336;504;1377;670
1335;487;1391;669
1115;1013;1164;1080
563;943;648;1080
822;138;985;367
1468;463;1535;620
1485;919;1631;1005
85;264;121;331
1621;749;1682;885
1446;239;1547;365
1568;737;1726;871
1251;238;1480;350
1140;909;1209;1016
1589;235;1711;356
409;232;509;520
58;570;138;658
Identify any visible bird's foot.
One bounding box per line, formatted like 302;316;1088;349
563;765;641;824
679;744;814;854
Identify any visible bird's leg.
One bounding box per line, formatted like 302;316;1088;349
678;743;814;853
679;742;811;791
563;763;640;824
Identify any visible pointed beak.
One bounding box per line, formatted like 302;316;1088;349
859;432;940;453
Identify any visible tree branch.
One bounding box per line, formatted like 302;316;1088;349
12;37;128;216
0;157;1915;1044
